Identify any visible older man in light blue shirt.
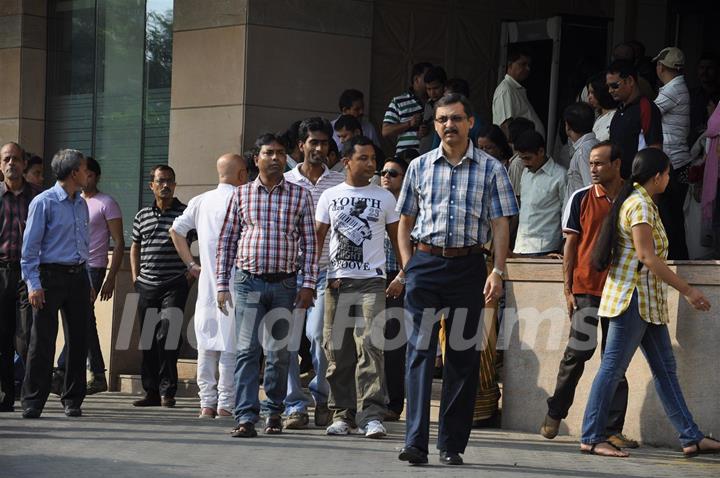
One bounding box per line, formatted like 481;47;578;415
20;149;92;419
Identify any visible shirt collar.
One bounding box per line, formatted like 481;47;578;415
0;180;30;196
594;184;608;198
51;181;78;202
432;140;480;165
633;182;654;203
253;176;286;192
504;74;523;89
152;197;183;212
660;75;684;91
534;156;556;175
217;183;236;192
289;163;331;183
572;132;597;152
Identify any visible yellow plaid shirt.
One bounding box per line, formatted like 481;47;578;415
598;183;669;324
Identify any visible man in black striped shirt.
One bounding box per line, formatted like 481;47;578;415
130;165;194;407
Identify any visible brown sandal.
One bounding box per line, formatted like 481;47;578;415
264;415;283;435
231;422;257;438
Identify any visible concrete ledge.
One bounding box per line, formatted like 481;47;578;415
501;258;720;448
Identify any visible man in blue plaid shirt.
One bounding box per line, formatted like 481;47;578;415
396;93;518;466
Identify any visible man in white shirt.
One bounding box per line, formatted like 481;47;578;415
493;51;546;138
564;102;599;201
513;130;567;256
315;135;401;439
654;46;691;259
169;154;248;418
283;117;345;429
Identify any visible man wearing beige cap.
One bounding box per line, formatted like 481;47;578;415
654;46;690;260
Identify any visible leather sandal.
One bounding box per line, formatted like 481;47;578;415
264;415;283;435
580;441;628;457
684;436;720;458
231;422;257;438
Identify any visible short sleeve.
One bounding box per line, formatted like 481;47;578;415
383;98;400;124
488;164;520;219
172;196;198;237
396;160;419;216
315;190;331;225
627;197;653;228
131;211;143;244
562;189;583;234
103;195;123;221
384;192;400;224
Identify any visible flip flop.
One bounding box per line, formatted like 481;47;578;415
581;441;628;457
231;422;257;438
684;436;720;458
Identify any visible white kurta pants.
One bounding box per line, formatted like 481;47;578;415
197;349;236;410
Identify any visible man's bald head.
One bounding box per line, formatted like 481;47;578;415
217;153;249;186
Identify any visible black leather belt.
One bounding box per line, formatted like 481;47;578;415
0;261;20;270
417;242;489;258
40;263;86;274
242;270;296;283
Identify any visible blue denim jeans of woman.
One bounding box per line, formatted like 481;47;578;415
581;290;704;447
232;270;297;424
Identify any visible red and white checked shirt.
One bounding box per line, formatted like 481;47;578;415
215;177;318;292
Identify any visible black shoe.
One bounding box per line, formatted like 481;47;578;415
22;408;42;419
64;406;82;417
161;396;176;408
398;445;428;464
133;393;161;407
0;403;14;412
439;450;463;465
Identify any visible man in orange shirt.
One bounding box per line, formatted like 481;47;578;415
540;141;637;450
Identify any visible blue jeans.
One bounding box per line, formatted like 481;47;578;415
581;291;704;447
285;269;329;414
233;270;297;424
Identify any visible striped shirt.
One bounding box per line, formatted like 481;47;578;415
384;234;399;273
132;198;191;287
383;89;424;153
215;178;318;292
654;75;691;169
396;142;519;247
284;164;345;270
0;181;41;262
598;183;669;324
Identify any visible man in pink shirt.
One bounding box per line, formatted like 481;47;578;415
54;157;124;395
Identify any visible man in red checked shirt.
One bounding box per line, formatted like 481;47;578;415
216;132;318;439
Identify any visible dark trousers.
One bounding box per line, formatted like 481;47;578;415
0;265;29;409
658;164;689;260
546;294;628;435
57;268;107;374
384;271;406;415
135;275;189;398
21;266;91;410
404;250;486;454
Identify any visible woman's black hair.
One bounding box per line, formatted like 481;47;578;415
591;148;670;271
587;73;617;111
476;124;513;161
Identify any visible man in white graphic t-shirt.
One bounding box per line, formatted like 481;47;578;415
315;135;403;440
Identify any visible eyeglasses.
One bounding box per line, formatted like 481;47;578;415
380;169;401;178
607;81;623;90
434;115;467;124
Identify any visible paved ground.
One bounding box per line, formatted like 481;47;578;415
1;393;718;477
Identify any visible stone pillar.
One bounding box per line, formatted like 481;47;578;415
0;0;47;154
168;0;373;202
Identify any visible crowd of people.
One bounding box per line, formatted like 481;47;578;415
1;39;720;465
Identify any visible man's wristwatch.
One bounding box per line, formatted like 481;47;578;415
491;267;504;279
395;274;406;285
187;261;197;270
